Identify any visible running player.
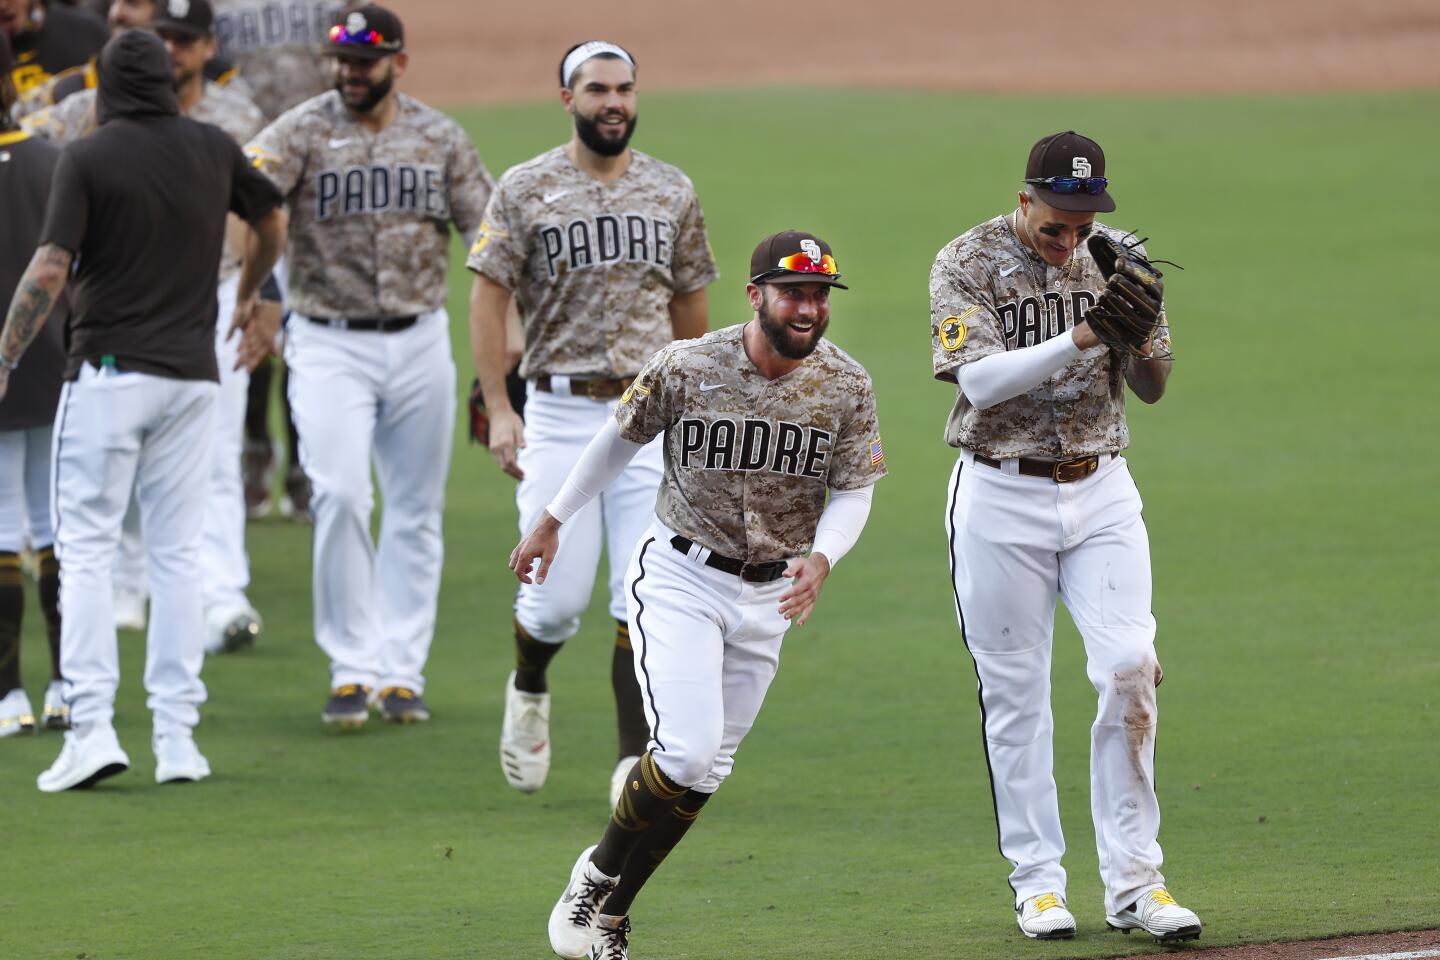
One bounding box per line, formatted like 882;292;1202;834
467;40;717;804
511;231;885;960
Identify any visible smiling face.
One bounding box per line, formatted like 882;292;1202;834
1017;188;1096;267
158;28;214;87
562;55;637;157
749;282;832;360
332;50;405;114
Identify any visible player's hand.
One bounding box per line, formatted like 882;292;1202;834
227;292;258;342
234;300;284;372
509;510;562;584
778;552;832;626
1071;320;1101;350
489;408;526;480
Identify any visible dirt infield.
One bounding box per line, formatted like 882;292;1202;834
1114;928;1439;960
398;0;1440;106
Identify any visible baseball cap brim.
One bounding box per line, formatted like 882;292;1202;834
1037;186;1116;214
152;21;208;39
322;44;399;60
757;271;849;290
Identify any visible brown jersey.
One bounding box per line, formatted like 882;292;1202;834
465;146;719;379
245;91;494;319
929;214;1171;459
25;81;267;281
614;324;887;563
211;0;344;120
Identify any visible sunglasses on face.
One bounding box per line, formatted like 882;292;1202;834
328;24;388;47
1025;175;1109;195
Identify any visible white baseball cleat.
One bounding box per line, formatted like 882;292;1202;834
37;723;130;792
0;688;37;737
153;729;212;784
113;589;148;632
1017;892;1076;939
609;755;639;809
42;681;70;730
548;845;618;960
1107;887;1202;942
500;671;550;792
588;914;629;960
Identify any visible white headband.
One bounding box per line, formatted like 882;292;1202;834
561;41;634;87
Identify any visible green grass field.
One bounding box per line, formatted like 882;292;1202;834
5;88;1438;959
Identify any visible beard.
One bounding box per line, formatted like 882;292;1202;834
573;107;637;157
171;66;201;92
336;65;394;114
757;293;828;360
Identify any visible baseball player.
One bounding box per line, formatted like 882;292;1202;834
0;29;285;791
511;231;885;960
0;0;106;100
929;131;1200;942
0;30;66;738
242;3;493;726
23;0;276;656
467;40;717;804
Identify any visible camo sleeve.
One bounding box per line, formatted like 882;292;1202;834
614;345;678;444
465;180;524;291
929;245;1006;384
670;190;719;295
243;111;307;199
445;122;494;241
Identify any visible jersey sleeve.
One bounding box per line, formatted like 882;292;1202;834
446;126;495;242
670;191;719;294
226;137;284;223
826;372;888;490
243;113;306;200
929;249;1005;384
37;148;89;254
614;346;677;444
465;180;525;291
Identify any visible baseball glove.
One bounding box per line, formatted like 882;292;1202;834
1084;233;1166;358
468;377;489;446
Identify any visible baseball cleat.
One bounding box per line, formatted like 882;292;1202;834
588;914;629;960
609;755;639;809
242;439;277;519
322;684;372;729
153;729;212;784
1106;887;1202;942
0;688;37;737
1017;892;1076;939
500;670;550;792
37;724;130;792
42;681;70;730
205;608;262;655
378;686;431;724
548;845;618;960
113;588;148;632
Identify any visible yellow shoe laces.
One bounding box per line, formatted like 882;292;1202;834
1034;893;1062;913
1150;889;1177;907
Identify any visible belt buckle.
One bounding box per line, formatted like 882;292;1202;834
1052;456;1098;483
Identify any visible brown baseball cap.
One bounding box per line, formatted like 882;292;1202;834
749;231;848;289
1025;131;1116;213
152;0;214;39
324;4;404;60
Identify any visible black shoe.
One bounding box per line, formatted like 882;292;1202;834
322;684;371;728
378;686;431;724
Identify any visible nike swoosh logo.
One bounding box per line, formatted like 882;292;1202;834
699;382;725;392
327;138;352;148
542;190;571;204
999;264;1021;278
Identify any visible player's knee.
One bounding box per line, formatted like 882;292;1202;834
1093;653;1160;726
653;731;724;788
310;483;373;521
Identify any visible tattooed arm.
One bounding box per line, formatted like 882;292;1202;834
0;244;73;402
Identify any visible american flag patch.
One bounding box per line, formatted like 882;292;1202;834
870;438;885;465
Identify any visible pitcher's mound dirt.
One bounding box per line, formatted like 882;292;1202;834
1114;927;1439;959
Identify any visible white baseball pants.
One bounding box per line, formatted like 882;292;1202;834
0;425;53;551
200;274;254;622
53;365;216;731
945;450;1167;916
514;386;662;644
285;309;456;694
624;521;790;793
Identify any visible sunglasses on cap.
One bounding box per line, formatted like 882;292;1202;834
752;252;840;282
328;24;389;47
1025;175;1109;195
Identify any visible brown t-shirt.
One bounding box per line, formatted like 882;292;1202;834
614;324;887;563
929;214;1171;459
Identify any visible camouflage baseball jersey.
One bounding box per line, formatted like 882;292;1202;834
24;81;267;281
466;147;719;379
212;0;344;119
245;91;494;319
614;324;886;563
929;215;1171;460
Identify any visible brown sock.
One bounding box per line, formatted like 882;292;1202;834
611;619;649;759
35;546;61;680
513;619;562;694
0;552;22;693
591;752;686;876
602;788;711;916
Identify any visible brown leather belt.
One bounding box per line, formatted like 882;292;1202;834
670;535;789;584
972;452;1112;483
533;374;634;399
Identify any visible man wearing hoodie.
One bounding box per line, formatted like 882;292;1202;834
0;29;286;792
